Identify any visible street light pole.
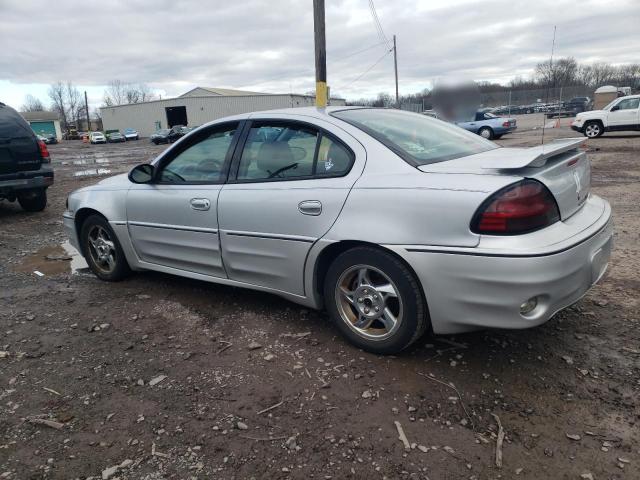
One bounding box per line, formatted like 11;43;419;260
313;0;327;107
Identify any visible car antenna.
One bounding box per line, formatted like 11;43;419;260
541;25;557;147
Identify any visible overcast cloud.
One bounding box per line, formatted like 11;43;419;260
1;0;639;108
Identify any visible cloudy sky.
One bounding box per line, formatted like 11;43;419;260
1;0;638;110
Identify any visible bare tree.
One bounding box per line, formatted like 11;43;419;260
535;57;579;88
66;82;82;126
48;82;68;128
104;79;127;106
21;94;45;112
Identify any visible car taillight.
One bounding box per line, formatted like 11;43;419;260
38;140;51;163
471;179;560;235
502;121;510;127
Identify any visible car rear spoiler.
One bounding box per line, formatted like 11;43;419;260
478;137;587;170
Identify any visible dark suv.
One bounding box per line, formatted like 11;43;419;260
0;102;54;211
566;97;593;114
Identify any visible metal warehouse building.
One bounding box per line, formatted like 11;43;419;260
100;87;346;137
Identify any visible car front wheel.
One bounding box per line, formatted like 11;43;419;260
584;121;603;138
80;215;131;281
324;246;429;354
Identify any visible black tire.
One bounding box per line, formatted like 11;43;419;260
80;214;131;281
493;134;503;140
323;246;429;354
583;121;604;138
478;126;494;140
17;188;47;212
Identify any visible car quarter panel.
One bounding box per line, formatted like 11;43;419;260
324;171;521;247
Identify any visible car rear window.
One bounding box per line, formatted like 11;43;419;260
331;108;497;166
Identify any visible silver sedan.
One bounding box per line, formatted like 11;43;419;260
64;107;613;354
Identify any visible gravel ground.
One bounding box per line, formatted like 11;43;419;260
1;125;638;480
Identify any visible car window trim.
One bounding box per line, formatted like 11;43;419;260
154;120;244;185
227;118;355;184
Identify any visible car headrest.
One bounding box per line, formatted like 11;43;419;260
257;141;295;173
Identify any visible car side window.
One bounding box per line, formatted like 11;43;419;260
616;98;639;110
316;135;353;176
237;124;318;180
158;125;237;183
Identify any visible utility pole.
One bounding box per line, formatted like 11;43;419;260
313;0;327;107
393;35;399;107
84;91;90;131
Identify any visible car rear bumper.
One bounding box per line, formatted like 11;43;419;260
389;195;613;334
0;166;54;193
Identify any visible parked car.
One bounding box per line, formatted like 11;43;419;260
39;133;58;145
89;132;107;144
456;110;517;139
64;107;612;354
571;94;640;138
107;132;126;143
150;128;171;144
123;128;139;141
566;96;593;114
0;102;53;211
168;125;190;142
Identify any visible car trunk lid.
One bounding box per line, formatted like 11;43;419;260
419;138;591;220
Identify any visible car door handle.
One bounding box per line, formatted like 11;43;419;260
298;200;322;216
190;198;211;211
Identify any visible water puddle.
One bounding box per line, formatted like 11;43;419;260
73;168;112;177
14;242;89;276
72;158;111;165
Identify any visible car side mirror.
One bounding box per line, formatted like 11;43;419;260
128;164;155;184
610;105;620;112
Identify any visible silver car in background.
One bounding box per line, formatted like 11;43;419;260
64;107;613;354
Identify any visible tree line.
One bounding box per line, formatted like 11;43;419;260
20;80;157;129
348;58;640;108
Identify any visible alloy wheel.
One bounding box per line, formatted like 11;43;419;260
335;265;403;340
87;225;117;273
585;124;601;138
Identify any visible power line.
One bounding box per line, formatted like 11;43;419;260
338;47;393;90
368;0;391;48
233;41;389;88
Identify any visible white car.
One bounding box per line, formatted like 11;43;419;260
64;107;613;354
89;131;107;144
571;95;640;138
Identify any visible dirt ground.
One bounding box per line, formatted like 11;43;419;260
1;118;638;480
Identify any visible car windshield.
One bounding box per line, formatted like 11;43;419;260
332;108;497;165
156;129;170;134
124;129;135;133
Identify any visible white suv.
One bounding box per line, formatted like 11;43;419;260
571;94;640;138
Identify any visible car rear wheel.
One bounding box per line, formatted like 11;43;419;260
324;246;429;354
17;188;47;212
584;121;603;138
80;215;131;281
478;126;494;139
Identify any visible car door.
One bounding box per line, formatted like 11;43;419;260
217;115;365;296
126;122;240;277
607;97;640;129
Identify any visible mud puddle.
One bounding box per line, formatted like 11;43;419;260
14;242;89;276
73;168;112;177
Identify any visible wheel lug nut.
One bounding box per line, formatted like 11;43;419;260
373;295;378;300
374;307;380;312
358;297;363;303
364;308;370;314
363;289;368;294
